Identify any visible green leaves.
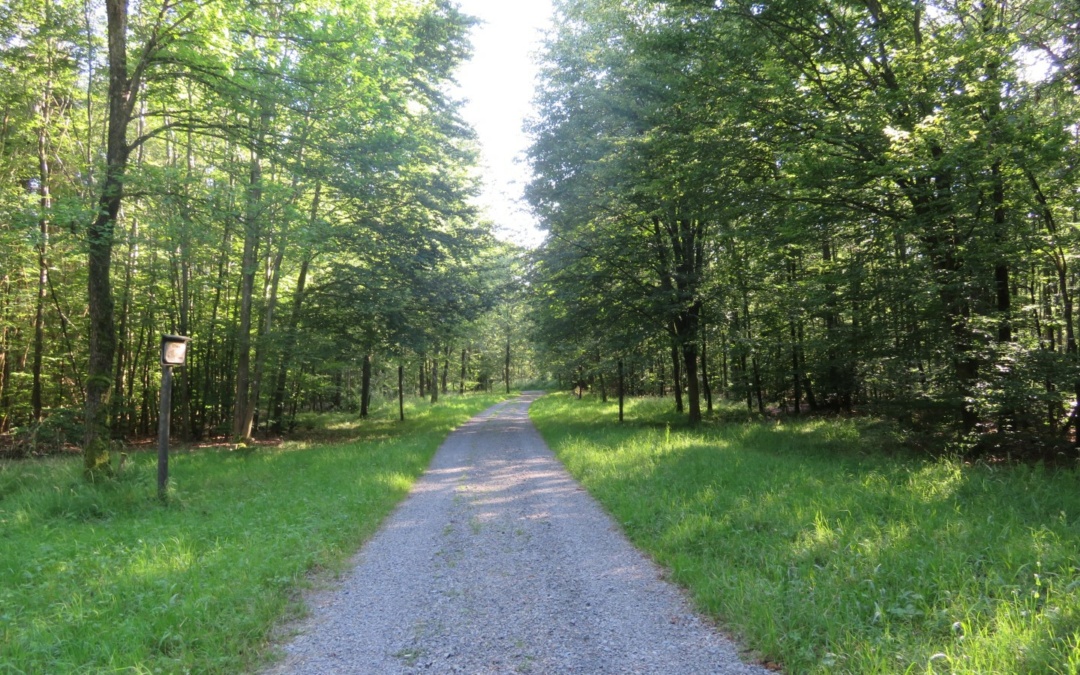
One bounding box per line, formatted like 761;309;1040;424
528;0;1080;441
0;0;507;441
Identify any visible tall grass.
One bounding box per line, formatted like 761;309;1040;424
0;393;509;673
531;393;1080;674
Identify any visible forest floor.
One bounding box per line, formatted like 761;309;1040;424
267;392;770;674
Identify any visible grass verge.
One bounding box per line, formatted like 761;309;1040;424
0;393;510;673
530;393;1080;674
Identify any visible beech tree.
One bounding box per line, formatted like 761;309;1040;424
0;0;515;465
529;0;1080;451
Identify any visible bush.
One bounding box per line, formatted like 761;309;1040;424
7;408;83;457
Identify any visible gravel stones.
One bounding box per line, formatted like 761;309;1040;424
267;393;773;674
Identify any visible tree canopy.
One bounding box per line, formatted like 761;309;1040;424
527;0;1080;453
0;0;538;465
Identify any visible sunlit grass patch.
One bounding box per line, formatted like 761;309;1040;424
531;392;1080;674
0;392;509;673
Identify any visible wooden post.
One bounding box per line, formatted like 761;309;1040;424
157;365;172;500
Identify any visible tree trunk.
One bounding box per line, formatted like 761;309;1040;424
682;341;701;424
504;337;511;394
1027;170;1079;446
32;98;52;423
398;363;404;421
701;330;712;413
112;207;138;432
246;222;287;435
360;353;372;418
791;318;801;415
85;0;135;477
0;324;10;432
459;348;467;395
752;354;765;415
993;162;1011;344
268;184;317;434
232;107;270;439
671;342;683;413
202;204;234;436
720;327;728;394
441;345;450;394
617;358;624;422
430;354;439;403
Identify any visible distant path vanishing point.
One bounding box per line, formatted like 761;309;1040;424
268;392;773;674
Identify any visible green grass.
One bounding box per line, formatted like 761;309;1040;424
531;393;1080;674
0;393;509;673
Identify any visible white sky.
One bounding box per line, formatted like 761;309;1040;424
452;0;553;249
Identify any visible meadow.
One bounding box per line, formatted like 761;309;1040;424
0;393;509;673
531;393;1080;674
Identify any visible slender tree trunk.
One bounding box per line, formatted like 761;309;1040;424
459;348;467;395
139;355;151;435
441;345;450;394
993;162;1011;344
178;91;197;440
752;354;765;416
798;321;817;410
821;238;847;411
617;358;624;422
360;353;372;418
398;363;404;421
0;323;10;431
671;342;683;413
430;353;439;404
117;99;149;434
988;158;1013;432
269;185;319;433
202;207;233;436
791;319;801;415
246;223;286;434
232;107;269;439
701;330;712;413
720;325;728;395
32;99;52;422
112;208;138;431
1027;171;1078;446
739;281;763;414
504;337;511;394
682;341;701;424
787;257;801;415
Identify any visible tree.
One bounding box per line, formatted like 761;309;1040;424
529;0;1080;451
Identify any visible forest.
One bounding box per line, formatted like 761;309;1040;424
2;0;1079;471
0;0;534;470
527;0;1080;456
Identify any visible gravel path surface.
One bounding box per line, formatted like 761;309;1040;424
268;393;773;674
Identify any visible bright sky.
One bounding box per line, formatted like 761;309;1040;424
452;0;554;249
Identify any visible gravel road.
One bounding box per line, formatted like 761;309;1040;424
267;392;773;674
